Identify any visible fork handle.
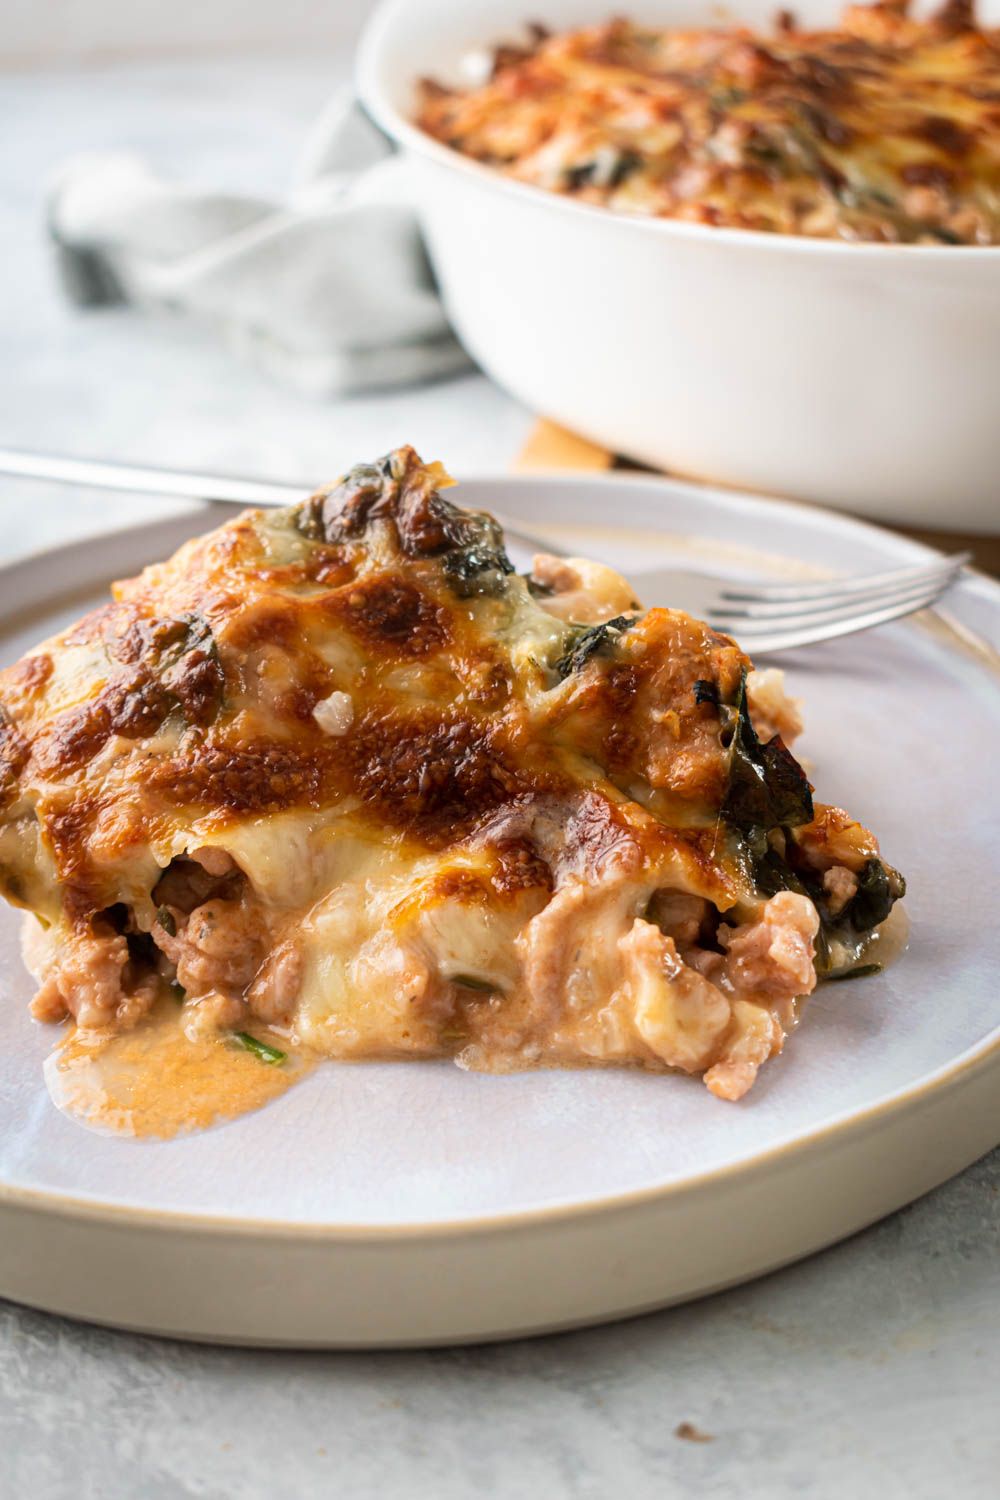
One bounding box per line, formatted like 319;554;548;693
0;448;308;508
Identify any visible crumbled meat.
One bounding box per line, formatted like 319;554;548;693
646;888;713;950
792;804;881;874
152;897;266;1000
822;864;859;917
182;990;248;1039
719;891;819;1002
153;854;243;913
530;552;638;623
29;923;157;1030
704;1000;785;1101
621;919;732;1072
246;941;304;1024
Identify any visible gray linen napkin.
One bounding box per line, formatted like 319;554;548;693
47;95;471;397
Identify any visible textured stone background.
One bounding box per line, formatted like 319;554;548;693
2;1150;998;1499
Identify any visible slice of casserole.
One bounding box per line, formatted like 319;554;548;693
0;448;904;1101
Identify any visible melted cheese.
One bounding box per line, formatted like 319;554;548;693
0;445;904;1110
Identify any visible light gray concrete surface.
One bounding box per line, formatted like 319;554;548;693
0;48;997;1500
1;1151;998;1500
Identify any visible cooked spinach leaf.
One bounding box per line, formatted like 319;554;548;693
748;837;903;975
156;906;176;937
693;678;721;707
721;671;901;971
565;161;596;188
710;86;749;109
609;150;642;187
436;504;515;599
555;615;633;679
232;1031;286;1066
750;846;813;901
722;671;813;832
294;463;385;542
105;610;225;734
566;150;641;191
846;858;905;931
442;537;515;598
295;455;516;599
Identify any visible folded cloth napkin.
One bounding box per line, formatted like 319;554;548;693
47;95;471;397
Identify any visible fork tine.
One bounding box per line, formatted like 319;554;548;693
727;575;956;653
718;552;971;604
712;559;966;624
718;570;960;636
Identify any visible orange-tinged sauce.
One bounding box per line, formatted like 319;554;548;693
44;996;313;1139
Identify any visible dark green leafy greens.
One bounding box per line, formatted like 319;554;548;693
144;614;225;725
293;453;516;600
754;843;903;977
565;161;597;189
564;149;640;190
692;678;721;707
720;671;814;833
702;670;903;978
156;906;176;937
103;610;225;737
845;858;896;932
555;616;634;679
232;1032;287;1066
441;523;515;599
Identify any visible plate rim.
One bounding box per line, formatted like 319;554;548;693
0;475;997;1241
1;1031;997;1238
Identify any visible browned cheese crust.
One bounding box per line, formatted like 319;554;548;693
0;447;904;1100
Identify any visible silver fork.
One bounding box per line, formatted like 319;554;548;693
0;447;969;654
620;555;970;653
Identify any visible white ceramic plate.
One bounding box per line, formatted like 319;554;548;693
0;474;998;1348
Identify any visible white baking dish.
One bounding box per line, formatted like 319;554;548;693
358;0;1000;531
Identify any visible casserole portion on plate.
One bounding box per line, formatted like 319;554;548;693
0;449;903;1104
417;0;1000;243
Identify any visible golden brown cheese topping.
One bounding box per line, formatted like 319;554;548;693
0;446;904;1118
416;0;1000;243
